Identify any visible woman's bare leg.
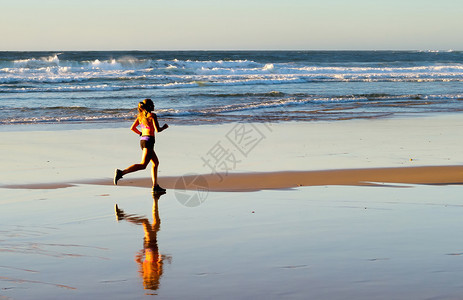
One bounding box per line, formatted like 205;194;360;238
150;152;159;187
122;148;152;176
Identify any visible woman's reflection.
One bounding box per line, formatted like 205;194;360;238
115;192;171;291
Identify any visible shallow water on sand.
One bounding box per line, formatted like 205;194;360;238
1;184;463;299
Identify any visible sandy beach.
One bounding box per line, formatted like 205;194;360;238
1;113;463;299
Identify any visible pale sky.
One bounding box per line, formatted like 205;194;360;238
1;0;462;51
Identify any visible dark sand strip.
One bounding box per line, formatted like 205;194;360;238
2;166;463;191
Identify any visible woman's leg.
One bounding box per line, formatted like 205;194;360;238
122;148;152;176
150;151;159;187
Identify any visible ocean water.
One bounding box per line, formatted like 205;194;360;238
1;50;462;126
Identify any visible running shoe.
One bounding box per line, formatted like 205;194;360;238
114;169;123;185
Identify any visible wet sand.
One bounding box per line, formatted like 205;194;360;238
1;114;463;299
2;184;463;299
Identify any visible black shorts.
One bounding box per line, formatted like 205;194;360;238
140;136;155;150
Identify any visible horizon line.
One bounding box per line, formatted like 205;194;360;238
0;49;461;52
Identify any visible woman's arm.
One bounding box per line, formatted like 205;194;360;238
151;113;168;133
130;118;142;135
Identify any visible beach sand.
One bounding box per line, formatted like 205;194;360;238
1;114;463;299
1;113;462;190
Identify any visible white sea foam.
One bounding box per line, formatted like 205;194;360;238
2;72;463;92
3;63;463;84
13;54;60;68
3;54;463;88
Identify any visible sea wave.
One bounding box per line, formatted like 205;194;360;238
2;74;462;94
2;52;463;76
2;54;260;72
2;51;463;125
12;54;61;68
2;61;463;90
2;92;462;125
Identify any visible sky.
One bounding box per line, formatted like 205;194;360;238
1;0;462;51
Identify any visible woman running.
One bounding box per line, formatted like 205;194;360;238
114;98;168;193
